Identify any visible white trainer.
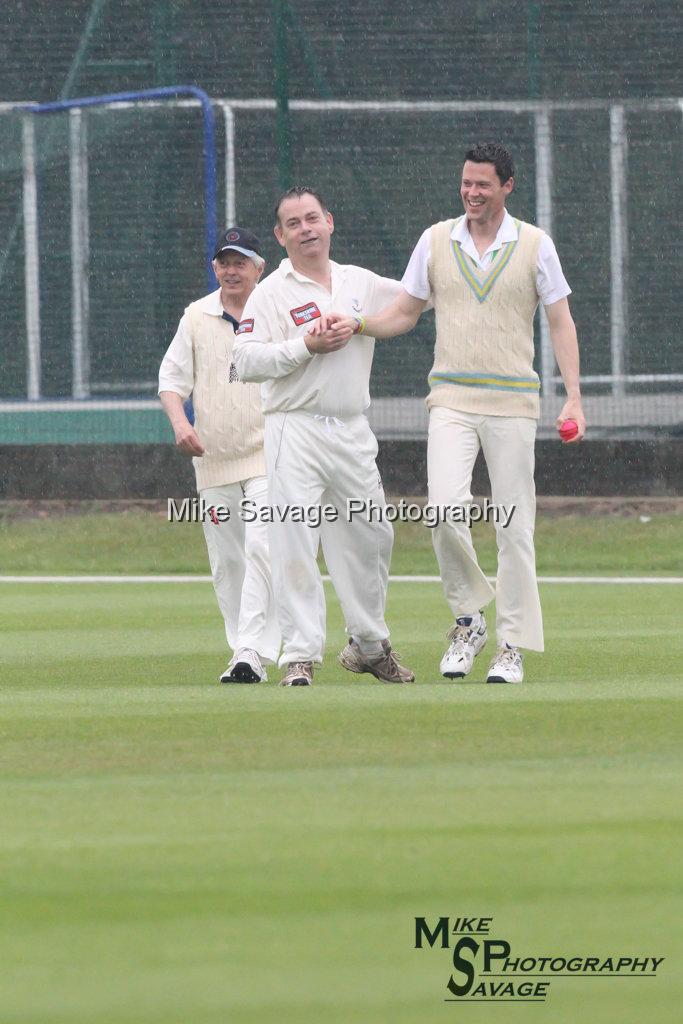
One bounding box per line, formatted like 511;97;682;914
440;615;488;679
220;649;267;684
486;644;524;684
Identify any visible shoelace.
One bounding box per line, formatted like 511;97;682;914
374;652;403;679
371;645;409;680
446;623;474;648
289;661;312;676
493;647;519;667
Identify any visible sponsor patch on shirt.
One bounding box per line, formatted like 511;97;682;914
236;318;254;335
290;302;322;326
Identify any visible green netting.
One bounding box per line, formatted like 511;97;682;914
2;2;681;105
0;105;209;399
0;0;681;443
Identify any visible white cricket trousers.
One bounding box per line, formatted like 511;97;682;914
200;476;281;663
428;406;544;652
265;411;393;666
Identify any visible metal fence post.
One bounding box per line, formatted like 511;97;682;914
610;105;628;398
223;103;236;225
22;115;41;400
69;107;90;398
534;105;555;397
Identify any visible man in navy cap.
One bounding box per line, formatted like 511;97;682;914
159;228;280;683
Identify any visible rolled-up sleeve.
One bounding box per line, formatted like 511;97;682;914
233;290;313;382
158;314;194;399
537;234;571;307
400;228;432;301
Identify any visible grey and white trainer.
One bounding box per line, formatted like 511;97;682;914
338;638;415;683
279;661;314;687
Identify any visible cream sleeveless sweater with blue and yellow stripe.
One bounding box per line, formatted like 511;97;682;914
426;217;543;418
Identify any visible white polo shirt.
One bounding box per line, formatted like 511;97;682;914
233;258;402;418
402;209;571;307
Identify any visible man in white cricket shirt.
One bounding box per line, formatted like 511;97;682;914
233;186;414;688
327;143;586;684
159;227;280;684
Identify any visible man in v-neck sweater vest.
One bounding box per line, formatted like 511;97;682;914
327;143;586;684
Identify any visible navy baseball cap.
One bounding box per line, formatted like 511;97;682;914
213;226;263;261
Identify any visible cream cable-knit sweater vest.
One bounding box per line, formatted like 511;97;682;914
185;300;265;491
427;217;543;418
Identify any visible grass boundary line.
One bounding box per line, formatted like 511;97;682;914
0;575;681;585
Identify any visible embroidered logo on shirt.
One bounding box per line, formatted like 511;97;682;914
236;318;254;335
290;302;322;326
351;298;362;312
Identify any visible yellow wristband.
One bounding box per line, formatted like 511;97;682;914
353;315;367;335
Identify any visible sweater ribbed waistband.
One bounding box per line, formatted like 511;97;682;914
429;370;540;393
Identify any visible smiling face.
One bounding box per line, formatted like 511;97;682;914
460;160;514;227
274;193;334;265
212;250;263;303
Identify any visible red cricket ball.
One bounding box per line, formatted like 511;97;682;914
559;419;579;442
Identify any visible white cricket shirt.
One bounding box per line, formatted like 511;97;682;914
401;209;571;307
233;258;402;417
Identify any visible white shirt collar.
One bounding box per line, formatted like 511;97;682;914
196;287;246;323
451;208;518;253
280;257;345;286
197;287;227;317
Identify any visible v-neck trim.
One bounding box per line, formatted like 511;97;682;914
451;217;522;303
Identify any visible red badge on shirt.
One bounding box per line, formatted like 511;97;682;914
236;318;254;335
289;302;321;326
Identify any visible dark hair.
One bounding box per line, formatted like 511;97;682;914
463;143;514;185
274;185;328;223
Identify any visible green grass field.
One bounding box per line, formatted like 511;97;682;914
1;509;681;575
2;548;682;1022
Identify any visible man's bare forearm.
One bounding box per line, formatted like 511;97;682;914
159;390;205;455
326;290;427;341
364;308;417;338
159;390;189;429
544;297;586;440
364;292;426;339
550;320;581;398
544;298;581;398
